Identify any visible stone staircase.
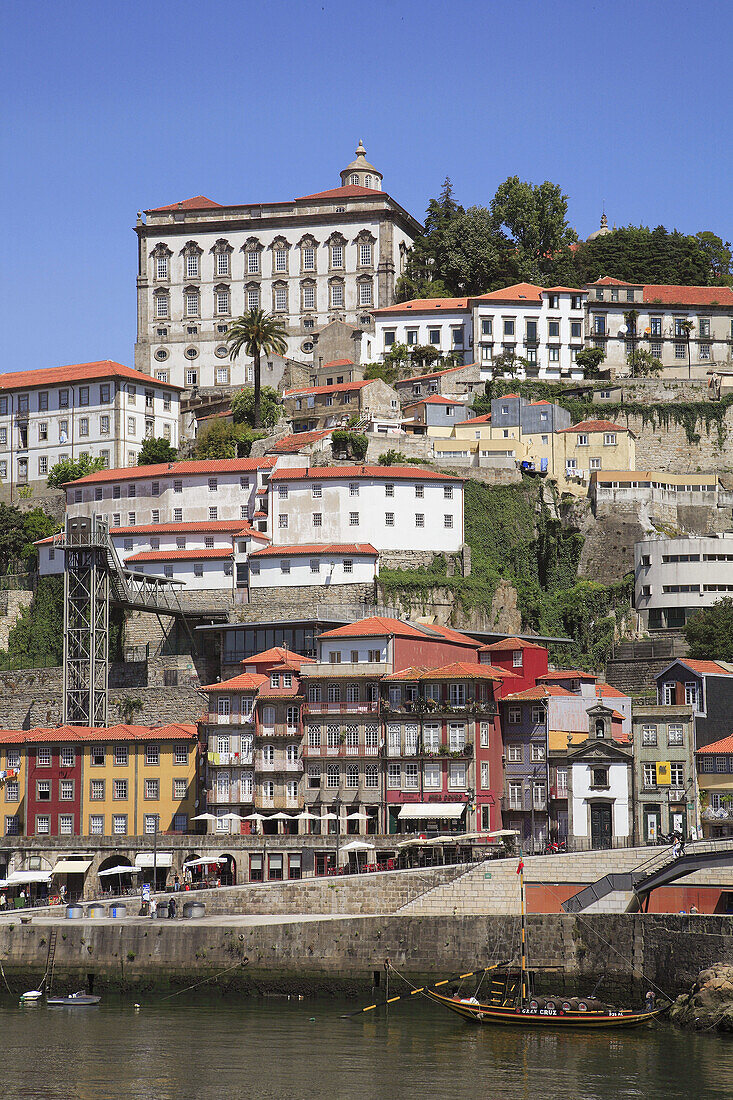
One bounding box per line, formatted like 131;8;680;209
396;847;663;917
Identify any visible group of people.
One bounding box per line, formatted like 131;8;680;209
672;832;686;859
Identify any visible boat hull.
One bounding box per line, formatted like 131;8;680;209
46;995;101;1007
426;990;663;1029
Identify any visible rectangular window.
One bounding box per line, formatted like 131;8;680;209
667;724;684;746
145;779;159;800
530;743;545;762
114;744;128;766
114;779;128;800
643;762;656;788
113;815;127;835
275;249;288;273
642;725;657;746
216;251;230;276
385;512;394;526
90;779;105;801
449;762;466;789
387;763;401;790
444;515;453;528
60;779;74;801
331;244;343;268
145;815;159;835
274;287;287;311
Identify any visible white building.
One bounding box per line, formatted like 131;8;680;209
373;284;588;379
134;143;422;390
0;361;181;495
268;465;465;553
566;706;633;850
635;533;733;631
585;278;733;376
246;543;379;592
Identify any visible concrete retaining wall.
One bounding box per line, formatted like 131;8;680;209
0;912;729;998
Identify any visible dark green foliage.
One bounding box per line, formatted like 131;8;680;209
695;231;733;284
575;347;606;377
194;419;266;459
231;386;284;430
377;449;409;466
379;479;631;672
363;363;398;386
47;454;106;488
0;577;64;668
684;598;733;660
0;504;58;574
137;437;178;465
331;431;368;461
490;176;578;283
572;225;711;286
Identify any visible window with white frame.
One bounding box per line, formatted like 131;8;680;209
326;764;340;789
530;743;545;761
448;762;466;789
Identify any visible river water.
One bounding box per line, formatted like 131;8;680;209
2;995;730;1100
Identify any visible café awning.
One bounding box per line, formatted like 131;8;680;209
398;802;466;820
183;857;226;869
135;852;173;869
52;858;93;875
98;865;139;877
6;870;52;885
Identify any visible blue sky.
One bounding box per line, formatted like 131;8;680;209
2;0;731;373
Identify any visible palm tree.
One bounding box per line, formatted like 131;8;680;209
226;309;288;428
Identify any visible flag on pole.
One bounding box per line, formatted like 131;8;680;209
516;859;524;874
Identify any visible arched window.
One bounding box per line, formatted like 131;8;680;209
350;173;359;185
364;174;372;188
346;764;359;788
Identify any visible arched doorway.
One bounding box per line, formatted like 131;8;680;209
218;854;236;886
97;855;136;897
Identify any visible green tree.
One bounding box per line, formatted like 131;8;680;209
194;419;265;459
226;309;288;428
695;231;733;284
396;178;462;301
441;206;517;294
490;176;577;282
0;504;57;574
383;342;410;371
230;385;284;430
137;437;178;465
378;449;409;465
685;598;733;660
627;347;663;377
363;363;398;386
575;346;607;378
410;345;442;372
0;576;64;668
492;349;532;377
572;225;710;286
47;454;106;489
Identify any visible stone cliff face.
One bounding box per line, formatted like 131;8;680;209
670;962;733;1031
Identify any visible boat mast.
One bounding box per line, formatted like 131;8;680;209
519;849;526;1006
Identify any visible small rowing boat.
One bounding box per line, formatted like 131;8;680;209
46;991;101;1007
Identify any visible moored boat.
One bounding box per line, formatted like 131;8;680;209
46;991;101;1006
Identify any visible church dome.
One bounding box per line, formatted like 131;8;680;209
587;213;613;242
340;141;382;190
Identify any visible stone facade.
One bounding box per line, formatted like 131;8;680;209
246;582;377;612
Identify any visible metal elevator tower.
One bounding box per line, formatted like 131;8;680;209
62;517;110;726
60;515;200;727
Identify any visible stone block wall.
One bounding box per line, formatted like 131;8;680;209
0;589;33;651
246;582;377;613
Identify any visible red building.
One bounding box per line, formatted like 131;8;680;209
25;735;82;839
480;637;549;694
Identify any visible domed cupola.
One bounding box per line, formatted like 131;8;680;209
587;212;613;242
339;141;382;191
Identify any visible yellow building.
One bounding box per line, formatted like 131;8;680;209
553;419;635;494
79;724;198;837
0;732;27;836
697;735;733;839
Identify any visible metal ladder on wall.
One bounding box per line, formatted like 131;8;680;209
42;927;58;995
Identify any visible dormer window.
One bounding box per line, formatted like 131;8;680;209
271;674;280;688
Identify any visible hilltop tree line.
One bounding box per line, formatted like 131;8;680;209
397;177;732;300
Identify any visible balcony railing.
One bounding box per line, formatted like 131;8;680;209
382;701;497;718
550;785;568;800
303;702;379;715
207;751;254;767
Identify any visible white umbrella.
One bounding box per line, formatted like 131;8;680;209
320;812;338;820
345;812;369;820
192;813;217;822
244;813;265;821
340;839;375;852
270;812;295;821
221;812;245;822
297;811;320;820
98;865;140;876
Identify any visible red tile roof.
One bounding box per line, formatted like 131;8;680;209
284;380;372;398
676;659;733;677
697;734;733;754
556;419;628;434
384;661;504;682
373;297;470;315
295;185;386;201
403;395;467;409
322;359;354;368
543;286;586;295
109;520;265;537
502;686;576;701
124;549;233;562
201;672;268;693
318;616;432;640
642;285;733;307
456;412;491;425
271;430;333;453
147;195;222;212
269;465;462;483
0;360;182;392
242;646;315;666
591;276;641;287
67;456;276;486
14;723;196;743
480;637;547;652
250;543;378;558
595;683;629;699
538;670;598;681
419;623;481;648
474;282;543;304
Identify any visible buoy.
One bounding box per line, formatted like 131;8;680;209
134;1003;141;1011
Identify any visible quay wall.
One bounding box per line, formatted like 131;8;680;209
0;913;729;1000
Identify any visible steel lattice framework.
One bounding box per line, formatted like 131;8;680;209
60;516;198;726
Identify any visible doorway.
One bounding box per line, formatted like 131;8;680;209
590;802;612;849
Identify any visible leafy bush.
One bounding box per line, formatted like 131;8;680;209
47;454;106;488
137;437;178;465
331;431;369;461
378;449;409;466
